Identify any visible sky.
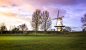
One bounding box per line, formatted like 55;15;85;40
0;0;86;31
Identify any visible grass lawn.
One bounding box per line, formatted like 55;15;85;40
0;34;86;50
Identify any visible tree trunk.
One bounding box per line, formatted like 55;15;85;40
23;31;24;36
1;31;2;36
35;31;36;36
44;21;46;34
10;31;11;34
35;22;38;36
44;30;46;34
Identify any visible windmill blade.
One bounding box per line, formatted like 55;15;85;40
57;10;59;18
60;16;64;18
52;18;57;20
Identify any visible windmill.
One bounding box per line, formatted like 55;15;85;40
53;10;65;31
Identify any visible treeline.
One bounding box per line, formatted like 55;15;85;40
0;31;23;34
0;31;86;34
0;23;28;36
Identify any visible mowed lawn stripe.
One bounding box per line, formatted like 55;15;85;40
0;36;71;40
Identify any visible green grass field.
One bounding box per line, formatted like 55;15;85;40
0;34;86;50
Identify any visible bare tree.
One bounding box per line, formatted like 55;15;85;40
82;24;86;31
9;25;13;34
0;23;7;35
11;26;19;34
41;10;52;34
31;9;41;36
18;24;28;35
63;27;71;32
81;14;86;31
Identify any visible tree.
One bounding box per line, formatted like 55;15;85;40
63;27;71;32
9;25;12;34
81;14;86;31
11;26;19;34
18;24;28;35
0;23;7;35
82;24;86;31
31;9;41;36
41;10;52;34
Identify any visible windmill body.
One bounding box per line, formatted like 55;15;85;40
57;18;62;26
53;11;65;31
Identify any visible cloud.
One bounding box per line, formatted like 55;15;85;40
0;0;82;19
1;0;86;7
0;0;85;31
11;4;18;7
22;0;86;6
42;6;66;18
0;8;32;30
0;11;32;21
0;15;32;30
71;27;80;29
0;11;17;17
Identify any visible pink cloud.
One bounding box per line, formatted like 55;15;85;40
0;0;86;7
42;6;66;18
21;0;86;6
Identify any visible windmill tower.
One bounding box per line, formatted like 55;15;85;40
53;10;65;31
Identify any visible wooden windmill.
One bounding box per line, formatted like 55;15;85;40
53;10;65;31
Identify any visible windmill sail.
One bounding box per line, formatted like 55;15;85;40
52;10;60;20
57;10;59;18
52;18;57;20
60;16;64;18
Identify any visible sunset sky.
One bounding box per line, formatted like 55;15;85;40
0;0;86;31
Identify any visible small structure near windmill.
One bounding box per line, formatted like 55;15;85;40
53;10;65;31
